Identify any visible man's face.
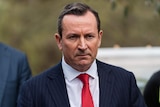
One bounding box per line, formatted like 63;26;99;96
55;11;103;72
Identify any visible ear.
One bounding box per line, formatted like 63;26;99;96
98;30;103;47
55;33;62;51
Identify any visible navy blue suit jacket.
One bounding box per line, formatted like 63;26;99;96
18;60;147;107
0;43;32;107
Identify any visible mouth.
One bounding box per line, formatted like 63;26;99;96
76;54;90;58
78;54;88;56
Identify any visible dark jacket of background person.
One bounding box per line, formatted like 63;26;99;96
143;70;160;107
0;43;32;107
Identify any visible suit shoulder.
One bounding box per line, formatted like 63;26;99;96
96;60;133;76
97;60;136;87
25;63;62;85
0;43;25;56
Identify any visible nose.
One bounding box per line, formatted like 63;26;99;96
78;37;87;50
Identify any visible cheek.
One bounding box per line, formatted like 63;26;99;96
89;41;100;49
92;47;98;55
62;43;75;53
89;43;99;54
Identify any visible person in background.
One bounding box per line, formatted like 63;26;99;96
0;42;32;107
17;2;147;107
143;70;160;107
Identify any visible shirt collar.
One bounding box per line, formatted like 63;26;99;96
62;57;97;82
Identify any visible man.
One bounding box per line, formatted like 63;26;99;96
0;42;32;107
143;70;160;107
17;2;147;107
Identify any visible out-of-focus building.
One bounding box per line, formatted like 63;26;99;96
97;46;160;93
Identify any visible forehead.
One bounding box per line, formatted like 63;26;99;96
62;11;98;33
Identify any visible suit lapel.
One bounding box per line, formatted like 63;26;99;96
0;44;10;105
46;63;70;107
97;60;115;107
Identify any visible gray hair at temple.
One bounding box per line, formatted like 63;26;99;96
57;2;101;37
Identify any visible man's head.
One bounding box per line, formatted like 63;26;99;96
55;2;103;72
57;2;101;37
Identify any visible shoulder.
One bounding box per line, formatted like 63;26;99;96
147;70;160;84
0;43;29;69
0;42;26;57
151;70;160;79
24;62;62;86
96;59;134;80
96;59;132;74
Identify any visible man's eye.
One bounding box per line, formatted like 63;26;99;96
68;35;78;40
86;35;94;39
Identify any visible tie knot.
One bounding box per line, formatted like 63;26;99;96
78;73;89;84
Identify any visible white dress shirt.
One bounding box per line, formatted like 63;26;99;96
62;57;99;107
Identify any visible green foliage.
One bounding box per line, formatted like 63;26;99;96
0;0;160;75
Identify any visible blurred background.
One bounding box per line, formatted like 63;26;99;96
0;0;160;91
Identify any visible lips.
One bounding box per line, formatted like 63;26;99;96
76;52;90;56
78;54;88;56
76;53;91;58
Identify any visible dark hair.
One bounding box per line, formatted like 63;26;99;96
57;2;101;37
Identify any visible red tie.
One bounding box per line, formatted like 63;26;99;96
78;74;94;107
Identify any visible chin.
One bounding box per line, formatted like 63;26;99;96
78;61;92;67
